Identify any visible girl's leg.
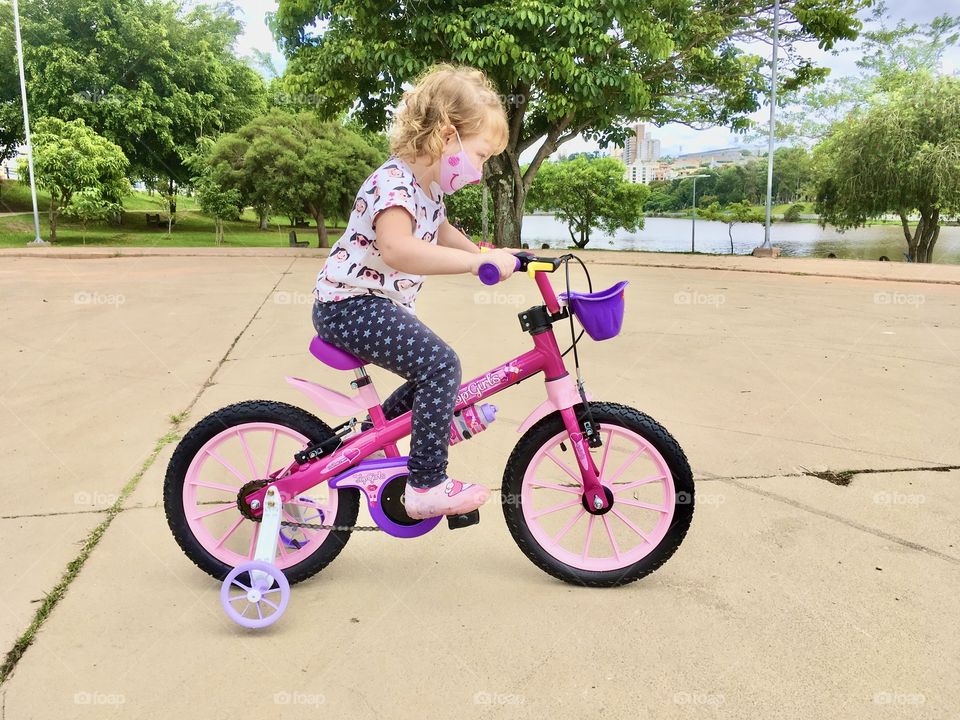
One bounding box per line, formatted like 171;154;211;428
312;296;460;488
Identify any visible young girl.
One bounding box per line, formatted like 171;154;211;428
312;64;519;520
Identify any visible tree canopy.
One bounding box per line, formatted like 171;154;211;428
21;117;129;242
2;0;267;189
814;74;960;263
270;0;866;246
527;156;647;248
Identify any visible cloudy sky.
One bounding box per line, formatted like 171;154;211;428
232;0;959;158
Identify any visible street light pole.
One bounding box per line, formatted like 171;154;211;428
690;173;709;253
12;0;46;245
762;0;781;250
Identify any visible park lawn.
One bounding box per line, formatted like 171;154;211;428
0;209;345;248
1;179;200;214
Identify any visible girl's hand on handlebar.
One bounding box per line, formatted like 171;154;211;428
470;248;517;281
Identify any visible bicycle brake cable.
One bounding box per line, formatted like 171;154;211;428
558;254;601;447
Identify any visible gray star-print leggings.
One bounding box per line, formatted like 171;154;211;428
312;296;462;488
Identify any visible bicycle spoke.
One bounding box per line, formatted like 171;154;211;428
189;479;240;494
203;448;249;484
581;514;596;560
530;499;581;519
611;508;651;543
230;579;251;593
545;449;582;483
214;517;244;549
264;428;278;478
189;502;235;522
552;507;585;545
260;597;279;612
613;474;666;493
256;603;263;621
601;515;621;561
237;429;259;481
598;429;614;477
616;499;668;513
528;480;581;494
607;447;645;485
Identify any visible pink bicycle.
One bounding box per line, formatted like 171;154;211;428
164;252;694;628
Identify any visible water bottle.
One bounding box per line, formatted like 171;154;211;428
449;403;498;446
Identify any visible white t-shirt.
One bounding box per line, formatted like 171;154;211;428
313;156;446;315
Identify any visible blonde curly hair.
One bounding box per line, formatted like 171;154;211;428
389;64;509;164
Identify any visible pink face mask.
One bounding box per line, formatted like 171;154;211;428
439;128;483;195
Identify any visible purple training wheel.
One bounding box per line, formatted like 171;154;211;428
220;560;290;629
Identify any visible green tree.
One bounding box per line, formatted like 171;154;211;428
0;0;22;165
271;0;865;247
527;156;648;248
815;75;960;263
10;0;266;206
60;187;121;244
211;111;383;247
700;201;765;254
193;170;242;246
444;182;495;239
20;117;129;242
778;4;960;142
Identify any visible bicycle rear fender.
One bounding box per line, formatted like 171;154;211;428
285;376;373;417
518;375;592;434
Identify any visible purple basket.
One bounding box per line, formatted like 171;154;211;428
559;280;629;341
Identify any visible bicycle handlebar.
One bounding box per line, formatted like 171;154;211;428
478;251;562;285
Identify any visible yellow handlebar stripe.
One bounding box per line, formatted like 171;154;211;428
527;261;554;276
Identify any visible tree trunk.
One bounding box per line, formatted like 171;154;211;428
314;212;328;248
48;198;58;243
259;211;268;231
728;223;735;254
916;208;939;263
489;154;523;248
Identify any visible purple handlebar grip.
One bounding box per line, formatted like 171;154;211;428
478;257;522;285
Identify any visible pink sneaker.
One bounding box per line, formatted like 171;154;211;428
403;477;491;520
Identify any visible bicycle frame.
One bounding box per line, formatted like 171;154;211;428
243;271;608;516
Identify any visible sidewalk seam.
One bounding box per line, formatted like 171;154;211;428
719;476;960;565
0;258;298;687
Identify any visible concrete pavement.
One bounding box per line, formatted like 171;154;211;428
0;249;957;718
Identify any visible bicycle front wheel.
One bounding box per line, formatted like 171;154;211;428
502;402;694;587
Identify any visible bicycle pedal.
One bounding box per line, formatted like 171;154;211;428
446;510;480;530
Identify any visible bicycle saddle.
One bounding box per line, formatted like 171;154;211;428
309;336;367;370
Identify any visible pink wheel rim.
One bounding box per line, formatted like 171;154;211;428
182;422;339;570
520;424;676;572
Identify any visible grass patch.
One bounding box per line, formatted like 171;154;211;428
0;208;347;248
0;422;185;686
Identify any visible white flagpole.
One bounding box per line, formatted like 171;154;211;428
12;0;47;245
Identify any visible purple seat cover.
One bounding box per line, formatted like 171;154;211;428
309;336;367;370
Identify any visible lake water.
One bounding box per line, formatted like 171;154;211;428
520;215;960;264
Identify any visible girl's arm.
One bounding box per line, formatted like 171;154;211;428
377;207;518;277
436;219;481;254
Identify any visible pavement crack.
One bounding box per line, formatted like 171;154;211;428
799;464;960;487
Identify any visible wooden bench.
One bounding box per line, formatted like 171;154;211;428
288;230;309;248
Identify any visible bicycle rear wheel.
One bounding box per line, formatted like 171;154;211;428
164;400;359;585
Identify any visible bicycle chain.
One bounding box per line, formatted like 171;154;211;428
280;519;382;533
